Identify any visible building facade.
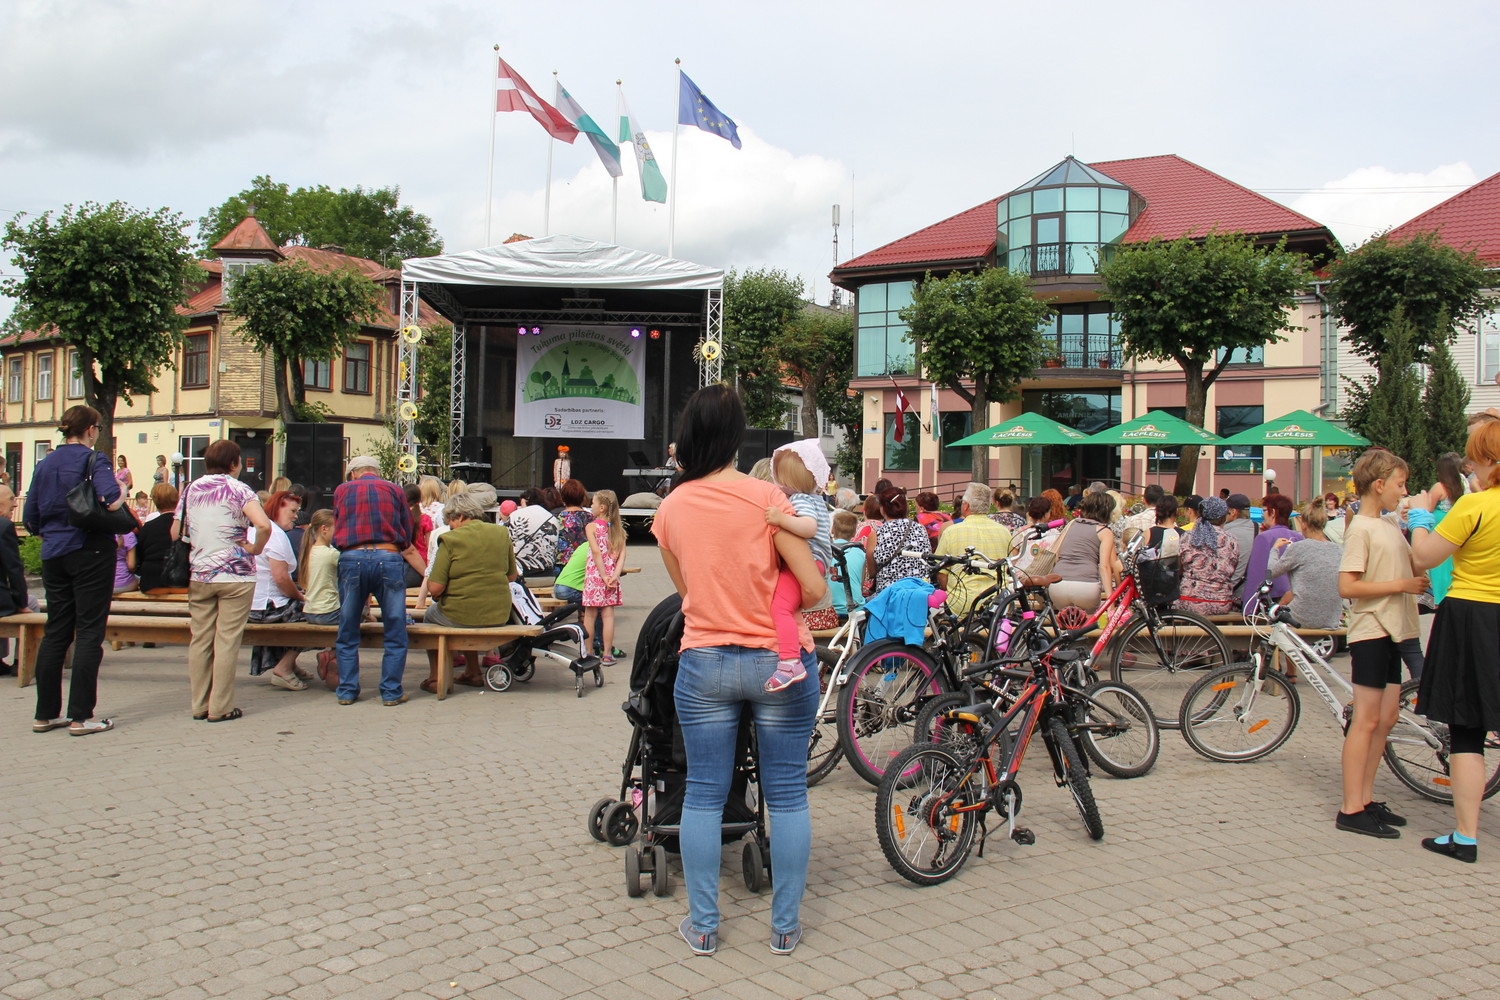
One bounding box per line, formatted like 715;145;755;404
830;154;1340;499
0;215;442;496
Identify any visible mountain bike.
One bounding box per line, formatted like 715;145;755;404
875;620;1105;886
1178;579;1500;804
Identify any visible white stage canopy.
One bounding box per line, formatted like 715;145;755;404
400;234;724;291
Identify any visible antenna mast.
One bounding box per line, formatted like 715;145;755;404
830;204;842;309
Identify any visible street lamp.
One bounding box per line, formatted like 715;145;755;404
171;451;185;489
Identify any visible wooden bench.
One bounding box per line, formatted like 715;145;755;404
2;613;540;701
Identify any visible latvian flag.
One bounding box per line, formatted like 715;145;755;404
497;56;578;143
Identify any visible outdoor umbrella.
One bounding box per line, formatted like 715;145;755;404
1218;409;1368;501
949;411;1091;447
1083;410;1224;489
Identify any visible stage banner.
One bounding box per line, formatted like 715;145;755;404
514;324;645;439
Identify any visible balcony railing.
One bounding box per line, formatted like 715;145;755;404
1006;242;1120;278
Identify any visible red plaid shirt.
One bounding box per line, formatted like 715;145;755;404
332;474;413;550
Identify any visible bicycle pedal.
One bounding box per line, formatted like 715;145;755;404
1011;827;1035;846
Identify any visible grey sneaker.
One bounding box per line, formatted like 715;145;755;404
770;925;803;955
678;916;716;957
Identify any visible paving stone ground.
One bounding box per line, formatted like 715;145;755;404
4;540;1499;999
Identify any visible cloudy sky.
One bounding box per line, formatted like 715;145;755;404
3;0;1498;320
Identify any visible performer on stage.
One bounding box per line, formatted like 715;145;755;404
552;445;571;490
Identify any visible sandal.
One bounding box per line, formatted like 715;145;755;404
70;718;116;735
419;678;452;695
206;708;242;723
601;655;617;666
291;664;313;682
455;674;485;687
269;672;308;691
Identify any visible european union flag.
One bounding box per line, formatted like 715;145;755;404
677;71;741;149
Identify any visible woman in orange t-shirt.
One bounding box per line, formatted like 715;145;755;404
653;385;826;958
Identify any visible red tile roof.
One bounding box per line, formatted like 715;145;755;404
834;199;1001;271
1092;155;1329;243
211;216;282;255
835;154;1333;275
1383;168;1500;265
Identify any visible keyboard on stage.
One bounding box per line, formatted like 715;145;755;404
621;467;676;478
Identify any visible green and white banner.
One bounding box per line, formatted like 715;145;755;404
514;325;645;439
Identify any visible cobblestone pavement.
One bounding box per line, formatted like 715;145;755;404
4;541;1499;1000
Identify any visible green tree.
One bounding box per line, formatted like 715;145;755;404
1327;230;1488;361
1354;311;1430;485
781;307;857;442
1421;330;1471;477
900;266;1054;481
226;259;383;426
3;201;199;453
415;326;454;477
1099;232;1307;495
199;176;444;265
724;268;805;428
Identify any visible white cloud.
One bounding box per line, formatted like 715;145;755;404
1291;163;1480;249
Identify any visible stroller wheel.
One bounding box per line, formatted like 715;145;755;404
595;667;604;688
509;655;536;683
603;801;638;846
651;845;672;896
587;798;615;843
742;840;766;893
484;662;513;692
624;847;644;897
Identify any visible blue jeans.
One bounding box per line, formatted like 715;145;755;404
336;550;409;701
674;646;817;937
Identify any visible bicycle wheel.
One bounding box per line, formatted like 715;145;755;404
1382;680;1500;804
837;641;948;787
1046;715;1103;840
1073;681;1160;779
806;647;843;786
1109;608;1232;730
874;743;983;886
913;691;1009;772
1178;662;1300;762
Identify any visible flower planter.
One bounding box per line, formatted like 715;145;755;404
1041;359;1063;369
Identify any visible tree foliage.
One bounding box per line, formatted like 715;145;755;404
415;326;454;477
1099;232;1307;494
199;175;443;265
724;268;806;429
2;201;198;453
1327;230;1488;360
1352;311;1430;486
901;266;1054;480
1423;334;1471;475
226;259;383;426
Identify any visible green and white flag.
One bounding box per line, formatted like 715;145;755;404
556;81;622;178
617;90;667;204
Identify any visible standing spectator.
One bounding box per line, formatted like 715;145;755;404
332;456;416;707
1242;494;1302;614
509;487;560;578
115;454;133;494
0;484;29;676
583;489;627;665
246;490;309;690
863;487;930;596
24;405;131;735
913;492;952;542
555;479;594;566
172;438;271;723
552;445;572;490
1408;420;1500;861
1174;496;1241;616
1223;493;1257;601
152;454;169;487
934;483;1012;616
652;384;824;957
990;489;1026;532
134;485;184;595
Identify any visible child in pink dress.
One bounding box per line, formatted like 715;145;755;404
762;442;833;693
583;489;626;664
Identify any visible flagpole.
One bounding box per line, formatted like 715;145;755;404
485;45;499;247
667;58;681;257
543;71;559;236
614;81;623;244
611;176;619;243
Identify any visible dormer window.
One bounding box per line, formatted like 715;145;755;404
222;260;253;300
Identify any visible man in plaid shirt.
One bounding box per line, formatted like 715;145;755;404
333;456;416;706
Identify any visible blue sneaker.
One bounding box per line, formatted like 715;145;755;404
678;917;716;957
770;925;803;955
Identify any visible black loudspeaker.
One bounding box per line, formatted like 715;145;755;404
459;435;492;464
736;429;797;474
283;423;346;510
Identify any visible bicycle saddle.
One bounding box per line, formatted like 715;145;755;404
1016;573;1062;588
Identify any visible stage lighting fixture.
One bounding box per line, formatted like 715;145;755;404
516;325;527;336
630;328;642;338
649;328;661;339
531;326;542;335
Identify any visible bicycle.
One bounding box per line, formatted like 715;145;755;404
1177;579;1500;804
875;618;1106;886
806;605;866;785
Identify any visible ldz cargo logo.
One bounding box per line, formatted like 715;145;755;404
543;414;563;429
1265;424;1317;440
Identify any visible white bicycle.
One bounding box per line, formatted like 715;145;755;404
807;606;866;785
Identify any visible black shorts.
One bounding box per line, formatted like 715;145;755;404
1349;637;1404;689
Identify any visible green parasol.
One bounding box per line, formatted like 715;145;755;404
949;411;1091;447
1217;409;1368;448
1082;410;1223;446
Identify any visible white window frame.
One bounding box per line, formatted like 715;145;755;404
6;357;22;403
1479;310;1500;386
67;349;85;398
35;353;53;401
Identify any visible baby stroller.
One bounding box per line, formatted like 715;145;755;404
585;593;770;898
484;584;603;697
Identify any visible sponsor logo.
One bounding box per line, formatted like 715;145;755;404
1120;423;1170;440
993;426;1036;439
543;414;563;429
1265;424;1317;440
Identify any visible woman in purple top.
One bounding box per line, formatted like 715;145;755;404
1241;493;1302;614
22;406;129;736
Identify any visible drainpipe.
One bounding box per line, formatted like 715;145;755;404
1310;281;1337;501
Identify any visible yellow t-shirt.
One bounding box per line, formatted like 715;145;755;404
1436;487;1500;604
933;517;1012;616
1338;513;1418;643
652;477;806;653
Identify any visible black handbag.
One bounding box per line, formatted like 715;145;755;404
65;451;139;534
158;492;191;589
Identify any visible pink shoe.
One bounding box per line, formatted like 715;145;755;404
481;654;503;668
764;659;807;694
316;649;338;690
